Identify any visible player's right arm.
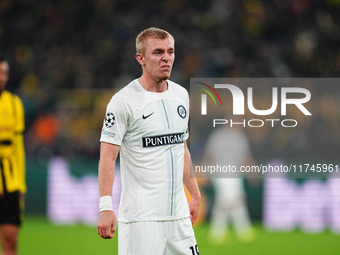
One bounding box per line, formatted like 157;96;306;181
97;142;120;239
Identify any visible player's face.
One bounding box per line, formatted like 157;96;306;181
0;61;9;91
142;37;175;82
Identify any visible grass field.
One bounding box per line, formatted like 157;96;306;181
18;216;340;255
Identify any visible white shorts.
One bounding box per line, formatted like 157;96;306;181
118;218;199;255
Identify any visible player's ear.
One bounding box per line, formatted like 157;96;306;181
136;53;145;66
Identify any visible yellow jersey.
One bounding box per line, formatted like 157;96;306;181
0;90;26;194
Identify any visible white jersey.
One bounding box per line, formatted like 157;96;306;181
100;79;190;222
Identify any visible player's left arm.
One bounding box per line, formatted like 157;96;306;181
183;141;201;225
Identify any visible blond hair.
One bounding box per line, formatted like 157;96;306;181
136;27;174;55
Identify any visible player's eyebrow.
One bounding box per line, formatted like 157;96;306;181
152;48;165;53
152;47;175;53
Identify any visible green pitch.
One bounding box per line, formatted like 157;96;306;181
18;217;340;255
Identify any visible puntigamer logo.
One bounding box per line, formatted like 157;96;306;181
142;132;185;148
196;80;312;128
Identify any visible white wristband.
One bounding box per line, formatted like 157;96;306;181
99;195;113;212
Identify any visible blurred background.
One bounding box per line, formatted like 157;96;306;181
1;0;340;254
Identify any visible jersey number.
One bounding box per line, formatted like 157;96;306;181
189;244;199;255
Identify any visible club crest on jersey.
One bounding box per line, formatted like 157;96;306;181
177;105;186;119
104;112;115;128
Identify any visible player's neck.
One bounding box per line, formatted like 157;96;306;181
138;76;168;93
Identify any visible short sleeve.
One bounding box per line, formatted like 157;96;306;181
100;94;128;146
13;95;25;133
183;89;190;140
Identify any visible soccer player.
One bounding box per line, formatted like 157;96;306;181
96;28;201;254
204;125;255;243
0;55;26;255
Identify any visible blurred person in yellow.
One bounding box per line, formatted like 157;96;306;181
0;55;26;255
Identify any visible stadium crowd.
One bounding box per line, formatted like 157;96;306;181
0;0;340;159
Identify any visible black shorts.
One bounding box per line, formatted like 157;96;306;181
0;191;23;226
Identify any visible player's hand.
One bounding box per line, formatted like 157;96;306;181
20;192;25;202
189;196;200;225
97;210;117;239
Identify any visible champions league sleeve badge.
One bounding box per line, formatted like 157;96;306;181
104;112;116;128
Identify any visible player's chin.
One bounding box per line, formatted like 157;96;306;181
159;72;171;80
